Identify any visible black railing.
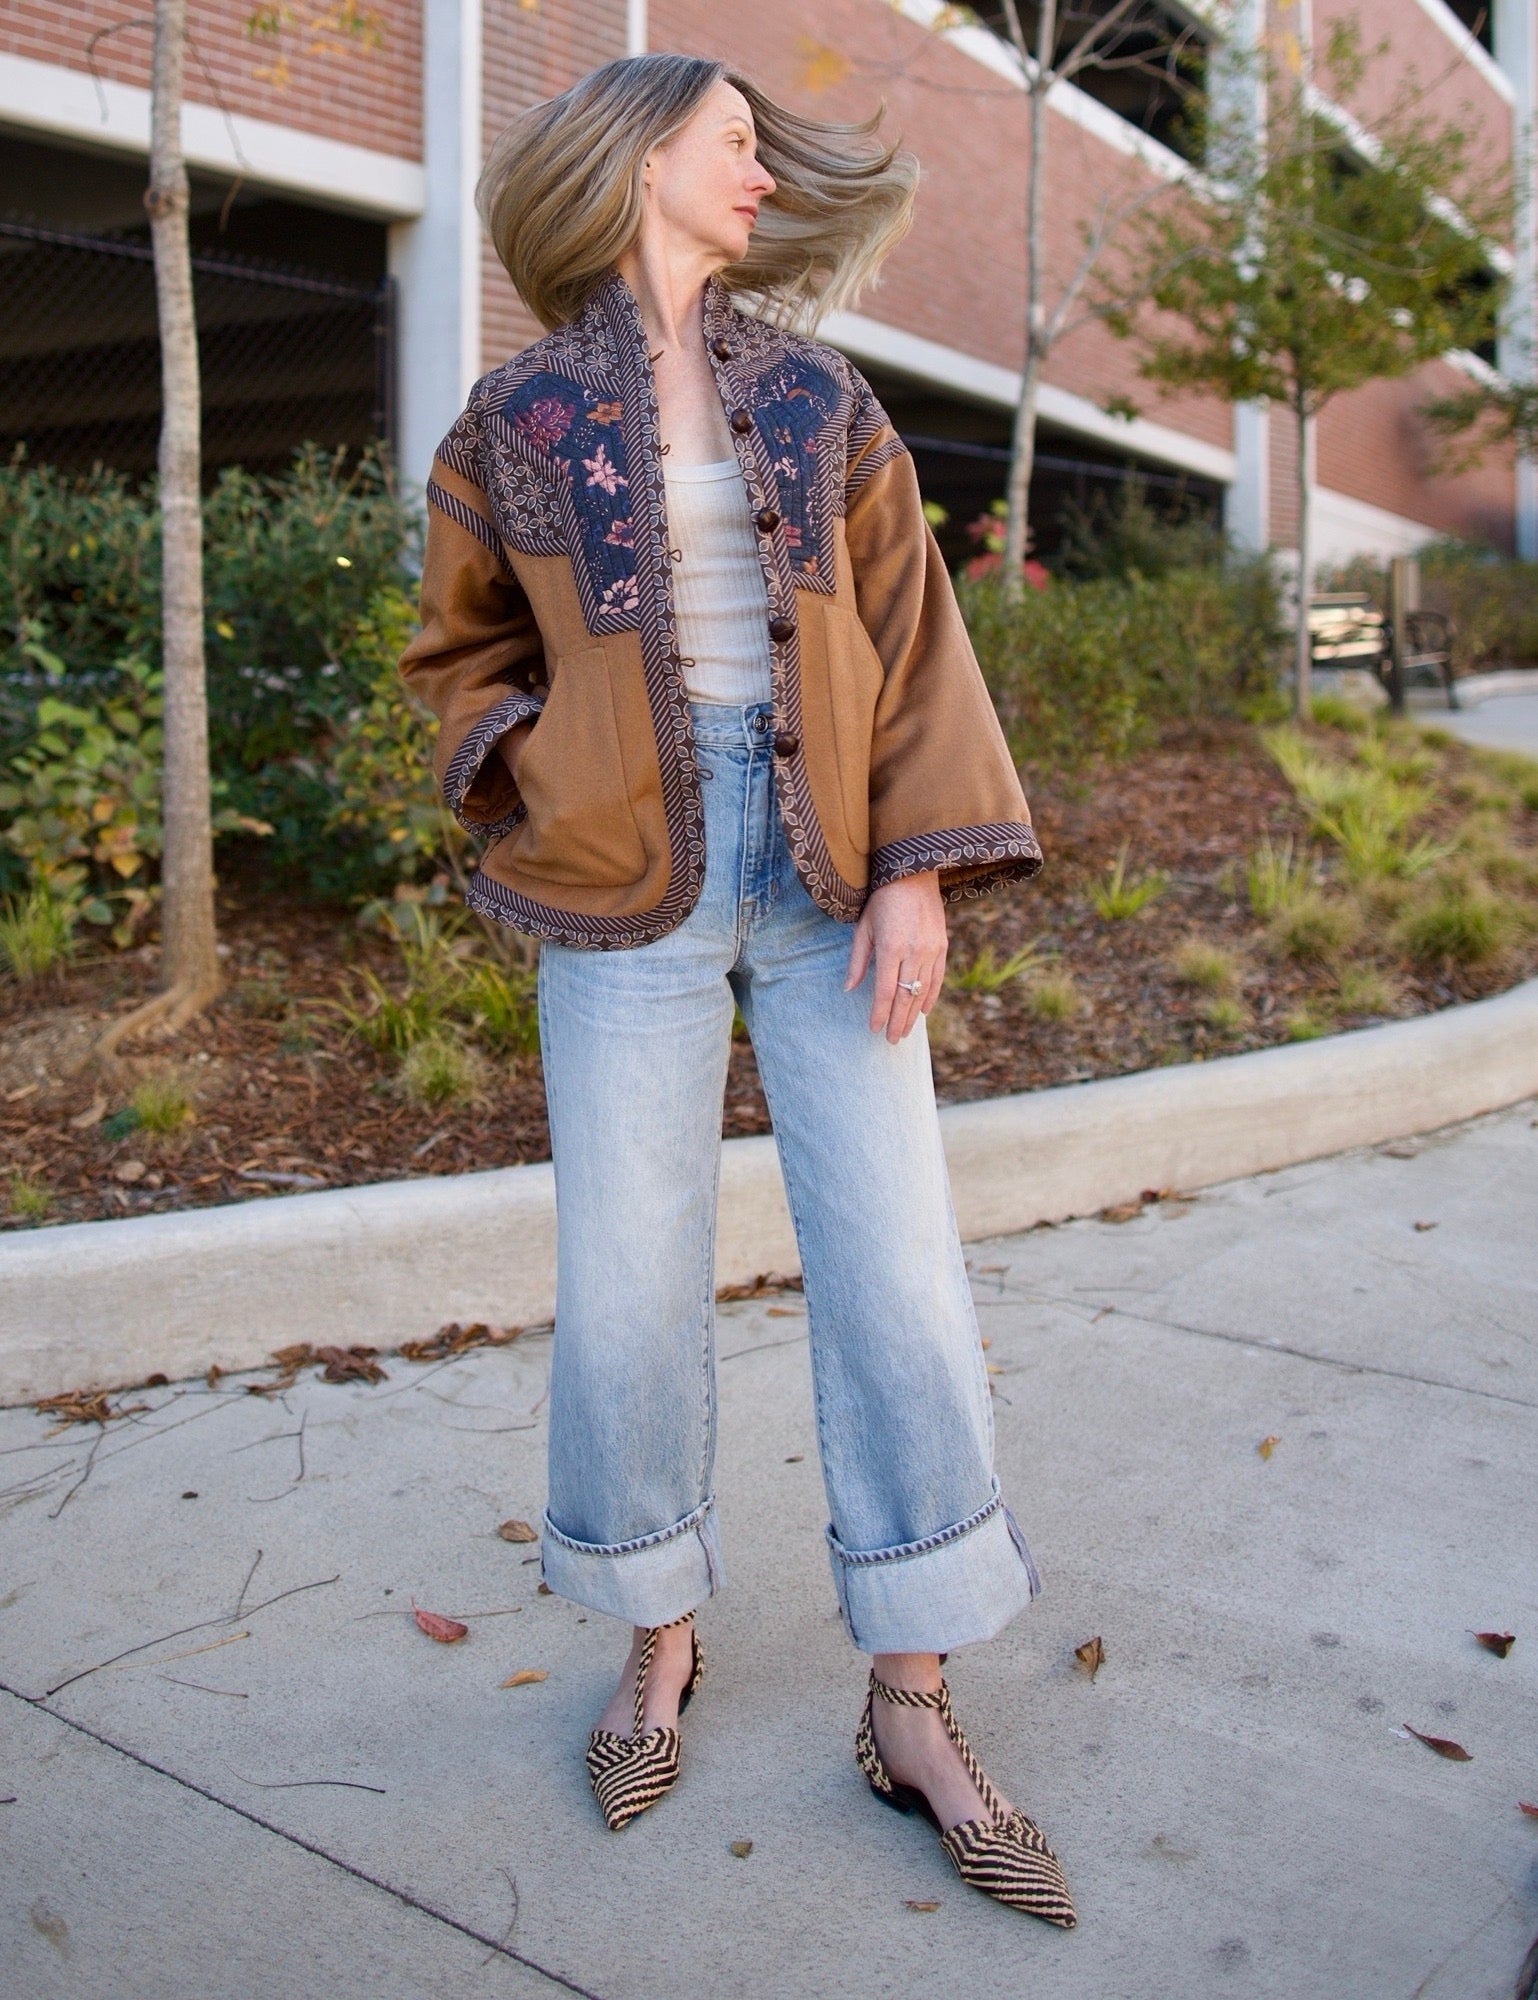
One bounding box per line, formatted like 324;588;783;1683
0;216;393;477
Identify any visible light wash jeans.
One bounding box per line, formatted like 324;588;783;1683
535;698;1040;1654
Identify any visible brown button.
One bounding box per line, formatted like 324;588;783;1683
711;339;732;360
729;409;753;434
754;509;781;534
767;616;795;642
773;731;799;758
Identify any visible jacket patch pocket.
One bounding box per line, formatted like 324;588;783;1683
823;603;885;859
506;646;648;888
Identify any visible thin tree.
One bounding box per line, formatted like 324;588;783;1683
1104;20;1510;716
103;0;218;1052
802;2;1206;583
99;1;383;1052
984;0;1208;582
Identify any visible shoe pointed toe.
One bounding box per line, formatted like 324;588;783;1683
940;1811;1078;1928
586;1724;682;1831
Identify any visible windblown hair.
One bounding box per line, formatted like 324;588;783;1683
477;53;918;333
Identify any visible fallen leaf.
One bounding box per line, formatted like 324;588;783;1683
904;1899;941;1912
114;1158;147;1184
497;1519;539;1544
979;1337;992;1350
714;1272;803;1301
35;1387;147;1429
1140;1186;1178;1203
1102;1200;1143;1223
1413;1220;1439;1233
1257;1434;1280;1460
500;1668;548;1688
977;1263;1007;1273
1474;1631;1515;1657
784;1454;803;1463
729;1839;753;1859
536;1581;552;1595
69;1095;107;1130
314;1345;387;1385
1518;1801;1538;1818
1403;1723;1471;1761
412;1602;469;1644
400;1321;523;1363
765;1306;804;1318
1074;1635;1105;1680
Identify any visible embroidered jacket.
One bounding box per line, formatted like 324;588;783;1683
398;270;1043;949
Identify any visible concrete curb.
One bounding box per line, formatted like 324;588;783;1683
3;977;1536;1405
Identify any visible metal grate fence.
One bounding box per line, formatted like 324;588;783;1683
0;217;393;478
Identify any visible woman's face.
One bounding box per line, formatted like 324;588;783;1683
643;81;776;268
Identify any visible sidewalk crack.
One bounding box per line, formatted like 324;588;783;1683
0;1680;609;2000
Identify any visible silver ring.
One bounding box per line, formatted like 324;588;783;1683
896;977;922;994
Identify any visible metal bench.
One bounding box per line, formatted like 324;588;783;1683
1308;572;1458;711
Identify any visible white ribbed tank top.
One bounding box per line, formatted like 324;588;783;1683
662;458;774;707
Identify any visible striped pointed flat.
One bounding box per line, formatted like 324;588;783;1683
855;1671;1077;1929
586;1615;703;1832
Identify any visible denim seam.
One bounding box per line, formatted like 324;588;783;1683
747;1049;832;1502
541;1493;717;1559
824;1482;1004;1568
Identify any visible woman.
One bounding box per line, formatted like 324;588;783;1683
399;52;1073;1928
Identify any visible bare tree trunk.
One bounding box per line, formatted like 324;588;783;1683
1293;386;1312;721
1004;350;1042;581
1003;0;1058;585
103;0;219;1053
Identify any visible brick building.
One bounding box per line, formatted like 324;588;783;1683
2;0;1532;565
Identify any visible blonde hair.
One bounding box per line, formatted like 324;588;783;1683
477;53;918;333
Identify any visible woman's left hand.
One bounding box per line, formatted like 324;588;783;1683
844;870;948;1044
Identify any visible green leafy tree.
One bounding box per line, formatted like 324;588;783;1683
1105;19;1510;715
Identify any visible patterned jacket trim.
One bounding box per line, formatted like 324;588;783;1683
442;688;545;836
869;823;1046;904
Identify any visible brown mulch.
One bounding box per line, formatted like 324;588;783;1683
3;719;1533;1231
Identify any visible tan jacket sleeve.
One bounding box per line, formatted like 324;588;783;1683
397;452;547;838
843;378;1044;899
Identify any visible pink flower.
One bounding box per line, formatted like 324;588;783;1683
604;516;634;548
601;574;639;613
583;444;627;495
512;396;575;448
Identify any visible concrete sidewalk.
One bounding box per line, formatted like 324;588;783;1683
1443;688;1538;759
2;1106;1535;2000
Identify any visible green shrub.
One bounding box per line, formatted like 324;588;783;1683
1309;692;1373;733
0;882;76;981
0;656;268;943
1269;891;1362;962
129;1074;195;1135
5;1171;52;1221
1091;842;1168;920
1054;473;1227;582
1245;835;1313;917
962;561;1281;775
1336;965;1402;1015
947;938;1052;993
1198;994;1249;1034
1024;971;1081;1021
0;446;419;904
1171;939;1241;991
1395;885;1515;966
400;1033;486;1110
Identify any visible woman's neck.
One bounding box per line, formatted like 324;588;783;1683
614;239;721;356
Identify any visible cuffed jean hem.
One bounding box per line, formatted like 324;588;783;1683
539;1496;723;1628
825;1485;1042;1655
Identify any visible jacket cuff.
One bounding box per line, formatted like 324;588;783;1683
869;823;1045;903
442;689;545;838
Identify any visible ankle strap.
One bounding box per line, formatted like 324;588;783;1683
632;1614;694;1736
870;1672;947;1710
